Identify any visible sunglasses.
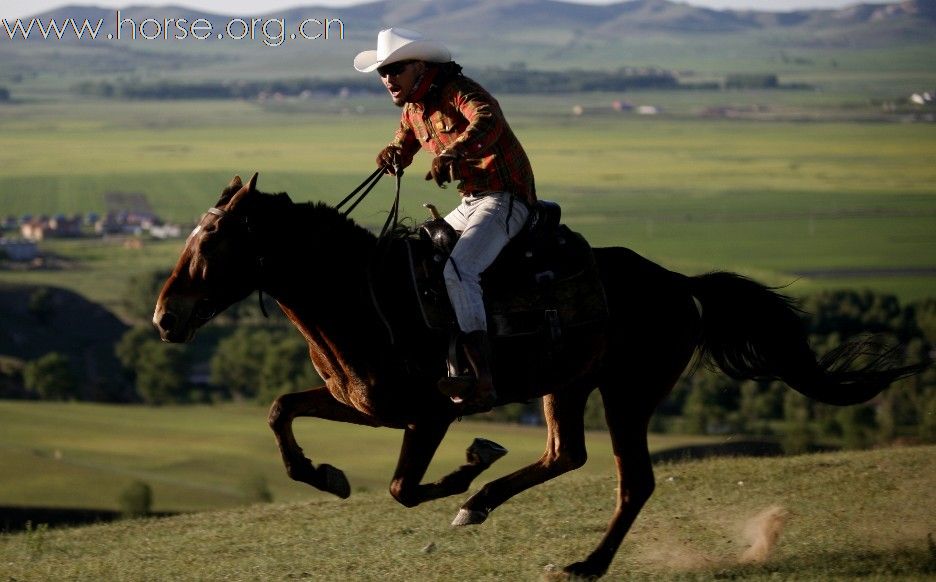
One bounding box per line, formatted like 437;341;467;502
377;60;414;77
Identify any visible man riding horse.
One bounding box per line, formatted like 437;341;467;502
355;27;536;411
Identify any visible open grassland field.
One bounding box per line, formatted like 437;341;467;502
0;401;720;512
0;444;932;581
1;97;934;305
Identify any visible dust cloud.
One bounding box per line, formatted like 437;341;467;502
739;505;789;563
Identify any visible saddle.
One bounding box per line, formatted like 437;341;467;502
405;200;609;340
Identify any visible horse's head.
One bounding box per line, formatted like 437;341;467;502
153;173;263;342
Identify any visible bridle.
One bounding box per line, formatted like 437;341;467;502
195;166;403;335
193;204;272;318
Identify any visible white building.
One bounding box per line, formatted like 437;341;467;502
0;238;39;261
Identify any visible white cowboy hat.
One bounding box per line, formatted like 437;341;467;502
353;27;451;73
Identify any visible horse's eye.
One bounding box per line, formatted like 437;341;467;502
200;231;221;254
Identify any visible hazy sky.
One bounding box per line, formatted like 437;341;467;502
1;0;903;20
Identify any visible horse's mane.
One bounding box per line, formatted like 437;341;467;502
257;192;383;255
281;194;425;245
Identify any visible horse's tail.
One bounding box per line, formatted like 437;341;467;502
688;272;926;405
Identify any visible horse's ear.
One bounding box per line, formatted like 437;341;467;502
216;175;244;206
227;173;258;210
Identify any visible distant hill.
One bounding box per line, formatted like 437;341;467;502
11;0;936;40
0;283;129;400
2;0;934;87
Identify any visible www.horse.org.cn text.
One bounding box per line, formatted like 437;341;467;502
1;11;346;47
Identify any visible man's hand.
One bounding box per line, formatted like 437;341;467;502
377;145;403;175
425;153;457;188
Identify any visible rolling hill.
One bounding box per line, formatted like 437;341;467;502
2;0;934;90
0;444;932;580
10;0;936;40
0;283;129;400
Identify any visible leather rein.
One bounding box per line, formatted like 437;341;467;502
335;164;404;241
337;165;405;345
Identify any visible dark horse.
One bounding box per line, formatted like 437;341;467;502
154;173;921;579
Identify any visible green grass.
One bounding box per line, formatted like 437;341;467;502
0;401;719;513
0;443;932;580
2;98;934;303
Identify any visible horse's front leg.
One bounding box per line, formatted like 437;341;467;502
268;386;380;498
389;421;508;508
452;389;589;526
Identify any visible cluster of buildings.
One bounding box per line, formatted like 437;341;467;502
570;100;661;117
2;211;181;243
880;90;936;117
12;214;85;241
1;193;183;264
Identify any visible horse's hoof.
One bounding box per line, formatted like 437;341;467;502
451;508;488;526
467;438;508;466
542;564;571;581
563;560;602;580
318;463;351;499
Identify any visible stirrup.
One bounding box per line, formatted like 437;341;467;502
438;376;496;412
437;375;475;403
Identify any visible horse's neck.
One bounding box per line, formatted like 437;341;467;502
260;206;391;398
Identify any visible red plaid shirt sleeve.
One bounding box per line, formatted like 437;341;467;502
391;117;421;169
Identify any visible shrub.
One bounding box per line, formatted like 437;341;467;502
118;481;153;517
24;352;77;400
134;342;190;404
238;474;273;503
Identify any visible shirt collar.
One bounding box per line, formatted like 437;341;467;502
406;65;441;104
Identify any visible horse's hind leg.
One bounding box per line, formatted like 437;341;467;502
452;388;590;525
563;385;655;579
389;422;508;507
564;356;690;579
268;386;379;498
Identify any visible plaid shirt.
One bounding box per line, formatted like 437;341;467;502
391;75;536;204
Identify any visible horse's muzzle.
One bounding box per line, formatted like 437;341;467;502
157;311;177;332
153;307;192;343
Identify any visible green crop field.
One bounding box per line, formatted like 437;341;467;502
1;443;932;580
2;97;935;307
0;401;720;512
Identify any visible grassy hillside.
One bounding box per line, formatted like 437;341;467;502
0;444;932;580
0;401;718;512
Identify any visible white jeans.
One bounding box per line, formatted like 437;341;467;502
443;191;529;333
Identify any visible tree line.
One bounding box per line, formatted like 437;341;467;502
70;69;811;101
2;271;932;451
469;289;936;450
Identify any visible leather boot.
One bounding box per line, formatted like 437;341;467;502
438;330;497;412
